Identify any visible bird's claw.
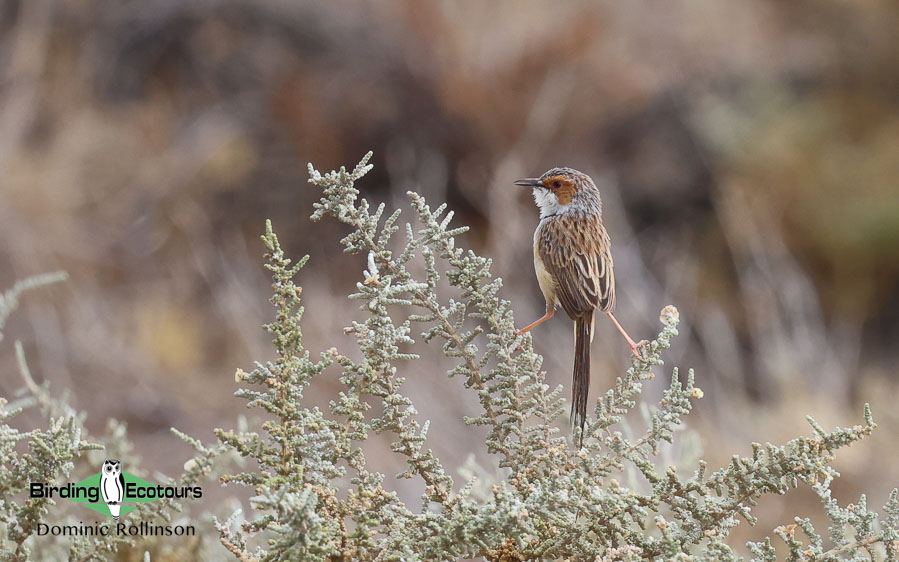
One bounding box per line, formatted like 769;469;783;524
630;339;649;359
513;328;529;350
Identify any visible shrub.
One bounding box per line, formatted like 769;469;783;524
1;154;896;560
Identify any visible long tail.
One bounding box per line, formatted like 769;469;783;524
571;310;593;446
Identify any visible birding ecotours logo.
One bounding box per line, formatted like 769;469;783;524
100;459;125;520
30;459;203;520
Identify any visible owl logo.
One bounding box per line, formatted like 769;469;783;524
100;459;125;520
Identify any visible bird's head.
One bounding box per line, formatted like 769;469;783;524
514;167;600;219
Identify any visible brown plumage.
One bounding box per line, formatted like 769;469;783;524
515;168;645;446
535;213;615;316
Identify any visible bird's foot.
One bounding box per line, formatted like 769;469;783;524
629;340;649;359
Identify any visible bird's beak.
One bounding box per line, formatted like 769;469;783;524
514;178;543;189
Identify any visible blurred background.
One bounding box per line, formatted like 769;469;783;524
1;0;897;551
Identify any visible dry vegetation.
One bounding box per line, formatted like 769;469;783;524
1;0;897;557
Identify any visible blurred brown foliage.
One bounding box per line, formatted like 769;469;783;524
1;0;897;549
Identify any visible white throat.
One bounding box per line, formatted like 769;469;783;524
532;188;571;219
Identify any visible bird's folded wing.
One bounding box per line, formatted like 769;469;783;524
537;216;615;317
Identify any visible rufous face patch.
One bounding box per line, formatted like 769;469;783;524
542;175;576;205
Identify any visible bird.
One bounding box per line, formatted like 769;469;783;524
514;167;646;445
100;459;125;521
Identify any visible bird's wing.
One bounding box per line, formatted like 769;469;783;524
537;215;615;318
118;473;125;500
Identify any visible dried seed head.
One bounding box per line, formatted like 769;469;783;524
660;305;679;326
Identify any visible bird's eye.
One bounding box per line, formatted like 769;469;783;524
552;181;562;188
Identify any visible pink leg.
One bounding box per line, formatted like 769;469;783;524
606;312;648;358
517;306;554;335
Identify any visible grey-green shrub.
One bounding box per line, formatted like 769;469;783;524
209;153;898;561
1;154;897;561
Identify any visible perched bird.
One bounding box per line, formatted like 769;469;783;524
514;168;646;445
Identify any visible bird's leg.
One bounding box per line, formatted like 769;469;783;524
606;312;648;358
516;305;554;335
